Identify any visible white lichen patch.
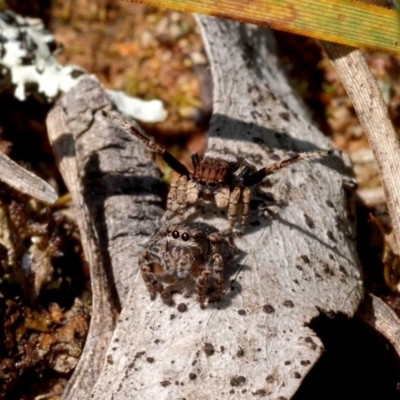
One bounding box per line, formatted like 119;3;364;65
0;10;167;122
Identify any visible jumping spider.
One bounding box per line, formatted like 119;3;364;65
139;222;237;308
102;111;333;230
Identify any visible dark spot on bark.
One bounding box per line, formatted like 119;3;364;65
339;265;348;276
192;360;197;366
263;304;275;313
329;254;335;260
237;348;245;357
160;380;171;387
323;264;334;276
230;375;246;386
238;309;246;316
170;314;176;320
175;381;179;385
326;200;334;208
257;348;262;352
327;231;335;241
300;360;311;366
293;279;299;284
253;388;267;396
301;255;310;263
189;373;197;380
154;339;160;344
146;357;154;363
279;112;290;121
294;371;302;379
266;375;274;383
220;346;225;353
134;351;145;359
295;265;303;271
107;355;113;364
283;300;294;308
278;397;288;400
285;360;291;365
304;214;315;229
177;303;188;313
315;273;323;280
204;342;215;356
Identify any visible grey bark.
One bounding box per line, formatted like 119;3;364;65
45;15;366;400
85;17;361;400
46;76;165;398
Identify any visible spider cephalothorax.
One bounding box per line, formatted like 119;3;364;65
139;222;237;308
103;111;332;230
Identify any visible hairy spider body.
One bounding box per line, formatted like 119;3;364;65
139;222;236;308
103;111;333;230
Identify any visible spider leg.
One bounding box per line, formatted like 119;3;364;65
165;174;180;218
242;149;333;187
241;187;251;230
197;267;212;308
139;252;170;302
191;152;201;169
187;179;199;204
211;254;224;302
177;175;189;215
214;185;230;209
102;111;191;177
228;186;241;229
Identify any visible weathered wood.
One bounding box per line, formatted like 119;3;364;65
46;76;165;398
357;292;400;357
321;41;400;256
89;18;363;400
0;151;57;203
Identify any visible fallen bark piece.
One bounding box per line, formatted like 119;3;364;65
90;17;363;400
46;76;165;399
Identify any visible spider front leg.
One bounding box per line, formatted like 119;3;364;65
242;150;333;187
102;111;191;177
139;252;171;303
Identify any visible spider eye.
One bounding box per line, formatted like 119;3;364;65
172;230;180;239
181;232;190;241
